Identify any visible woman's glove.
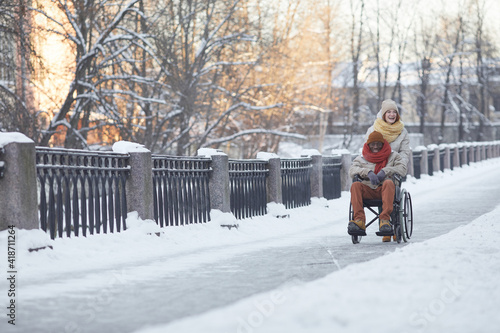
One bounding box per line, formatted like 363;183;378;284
367;171;379;185
377;170;386;182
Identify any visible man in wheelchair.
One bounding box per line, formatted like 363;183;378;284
348;131;407;238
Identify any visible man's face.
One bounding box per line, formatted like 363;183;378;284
368;141;383;153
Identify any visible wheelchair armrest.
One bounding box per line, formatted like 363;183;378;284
392;173;402;184
353;174;363;182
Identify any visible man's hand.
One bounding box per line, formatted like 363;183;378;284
377;170;386;182
367;171;379;185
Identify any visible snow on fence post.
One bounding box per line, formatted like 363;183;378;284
0;133;39;230
113;141;154;220
198;149;231;213
301;150;323;198
257;152;282;204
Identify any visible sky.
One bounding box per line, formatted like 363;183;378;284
1;149;500;332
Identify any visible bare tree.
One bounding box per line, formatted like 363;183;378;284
0;0;39;138
412;16;438;135
348;0;365;134
437;13;465;143
470;0;499;141
150;0;284;156
35;0;149;148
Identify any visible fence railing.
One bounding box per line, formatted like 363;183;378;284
36;147;129;239
152;155;211;227
2;133;499;241
229;159;268;219
281;158;312;209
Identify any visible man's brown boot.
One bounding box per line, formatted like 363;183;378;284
348;219;366;235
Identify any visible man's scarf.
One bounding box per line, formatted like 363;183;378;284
373;118;404;143
362;140;392;174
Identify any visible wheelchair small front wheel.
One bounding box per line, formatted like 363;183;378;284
351;235;362;244
395;224;402;243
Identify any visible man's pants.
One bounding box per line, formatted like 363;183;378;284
350;179;395;222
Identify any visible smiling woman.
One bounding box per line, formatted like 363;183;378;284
365;99;411;169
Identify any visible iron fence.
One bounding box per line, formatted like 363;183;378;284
322;155;342;200
458;146;464;166
412;150;422;179
281;158;312;209
229;159;268;219
427;150;434;176
152;155;211;226
36;148;129;239
439;148;445;172
450;148;454;170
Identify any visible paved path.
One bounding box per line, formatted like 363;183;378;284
10;161;500;333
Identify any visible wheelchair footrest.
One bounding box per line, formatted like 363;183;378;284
375;231;394;236
348;229;367;236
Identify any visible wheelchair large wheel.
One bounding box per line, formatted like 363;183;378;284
399;189;413;242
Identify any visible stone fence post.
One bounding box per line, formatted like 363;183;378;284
256;152;283;204
126;151;154;220
460;144;468;165
266;157;283;204
302;151;323;198
477;144;483;161
451;145;460;169
441;145;451;170
407;150;414;177
420;148;429;176
0;133;39;230
430;145;440;173
207;153;231;213
339;151;352;191
468;144;475;163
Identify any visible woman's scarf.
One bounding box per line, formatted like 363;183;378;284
362;140;392;174
373;118;404;143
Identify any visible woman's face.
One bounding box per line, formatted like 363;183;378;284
384;110;398;124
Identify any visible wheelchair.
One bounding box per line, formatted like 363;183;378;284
348;173;413;244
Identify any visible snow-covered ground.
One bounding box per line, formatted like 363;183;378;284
2;158;500;333
139;208;500;333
